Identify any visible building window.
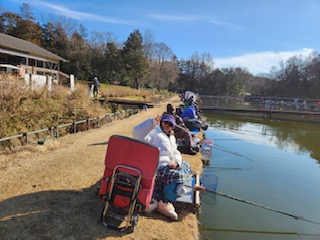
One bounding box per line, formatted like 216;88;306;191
36;60;44;68
0;53;6;63
46;62;58;70
18;56;26;65
28;59;35;66
7;55;19;65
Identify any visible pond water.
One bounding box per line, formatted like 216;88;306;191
199;115;320;240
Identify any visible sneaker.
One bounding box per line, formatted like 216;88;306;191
157;200;178;220
144;198;158;214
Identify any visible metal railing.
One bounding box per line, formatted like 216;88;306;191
0;107;141;147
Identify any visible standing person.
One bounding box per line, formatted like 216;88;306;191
93;77;100;98
142;95;148;111
132;114;193;220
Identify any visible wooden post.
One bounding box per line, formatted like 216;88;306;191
72;122;77;133
87;119;90;130
48;127;53;140
70;74;75;92
269;110;272;120
194;171;201;208
23;132;28;145
54;126;59;139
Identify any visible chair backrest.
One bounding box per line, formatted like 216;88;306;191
104;135;159;186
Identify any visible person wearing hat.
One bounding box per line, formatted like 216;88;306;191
166;104;197;155
132;114;193;220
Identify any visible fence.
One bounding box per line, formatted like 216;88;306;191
0;108;140;147
201;95;320;112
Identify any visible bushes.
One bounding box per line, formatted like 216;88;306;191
0;77;162;150
0;78;106;149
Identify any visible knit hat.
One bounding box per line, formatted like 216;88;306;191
161;114;176;128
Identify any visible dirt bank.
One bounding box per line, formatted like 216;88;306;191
0;96;203;240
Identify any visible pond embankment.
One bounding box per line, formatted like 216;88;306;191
0;96;204;240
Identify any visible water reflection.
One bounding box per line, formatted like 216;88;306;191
206;114;320;163
199;115;320;240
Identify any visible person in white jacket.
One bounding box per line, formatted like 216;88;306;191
132;113;192;220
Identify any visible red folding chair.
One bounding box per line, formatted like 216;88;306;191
98;135;159;232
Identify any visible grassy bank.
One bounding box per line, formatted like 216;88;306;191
0;77;172;150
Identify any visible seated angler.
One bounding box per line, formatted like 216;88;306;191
181;99;202;131
166;104;198;155
132;114;193;220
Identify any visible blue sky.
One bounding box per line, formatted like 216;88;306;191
2;0;320;75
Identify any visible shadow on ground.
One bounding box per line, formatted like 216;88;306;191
0;182;132;239
0;181;194;239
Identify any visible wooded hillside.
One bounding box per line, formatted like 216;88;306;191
1;3;320;97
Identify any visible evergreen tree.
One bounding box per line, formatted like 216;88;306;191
12;3;42;45
103;42;123;84
122;30;148;89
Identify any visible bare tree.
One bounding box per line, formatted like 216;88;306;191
146;42;178;89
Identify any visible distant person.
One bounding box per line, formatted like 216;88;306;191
302;100;308;110
142;95;148;111
181;100;198;122
183;91;197;104
93;77;100;98
181;97;208;131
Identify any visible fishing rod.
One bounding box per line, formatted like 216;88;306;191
211;139;243;141
212;144;255;161
210;144;263;170
204;167;243;172
199;226;320;237
196;186;320;226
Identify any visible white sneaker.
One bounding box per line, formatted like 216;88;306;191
144;198;158;214
157;200;178;220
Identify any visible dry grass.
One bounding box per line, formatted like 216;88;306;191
0;96;202;240
0;77;167;150
0;79;105;150
100;84;154;100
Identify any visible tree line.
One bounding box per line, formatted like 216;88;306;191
1;3;320;98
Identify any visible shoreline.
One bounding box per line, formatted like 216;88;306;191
0;96;204;240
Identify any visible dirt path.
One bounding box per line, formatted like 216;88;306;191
0;97;203;240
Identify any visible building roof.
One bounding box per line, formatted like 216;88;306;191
0;33;67;63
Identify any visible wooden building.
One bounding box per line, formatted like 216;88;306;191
0;33;68;81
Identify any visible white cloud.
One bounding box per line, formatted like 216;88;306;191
214;48;315;75
149;14;243;31
148;13;200;22
27;0;138;25
210;19;243;30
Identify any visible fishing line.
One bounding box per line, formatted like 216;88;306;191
204;167;244;172
201;188;320;226
202;144;261;171
199;227;320;237
212;139;243;141
212;144;255;161
212;144;263;170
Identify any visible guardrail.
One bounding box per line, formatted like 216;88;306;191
0;108;141;147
